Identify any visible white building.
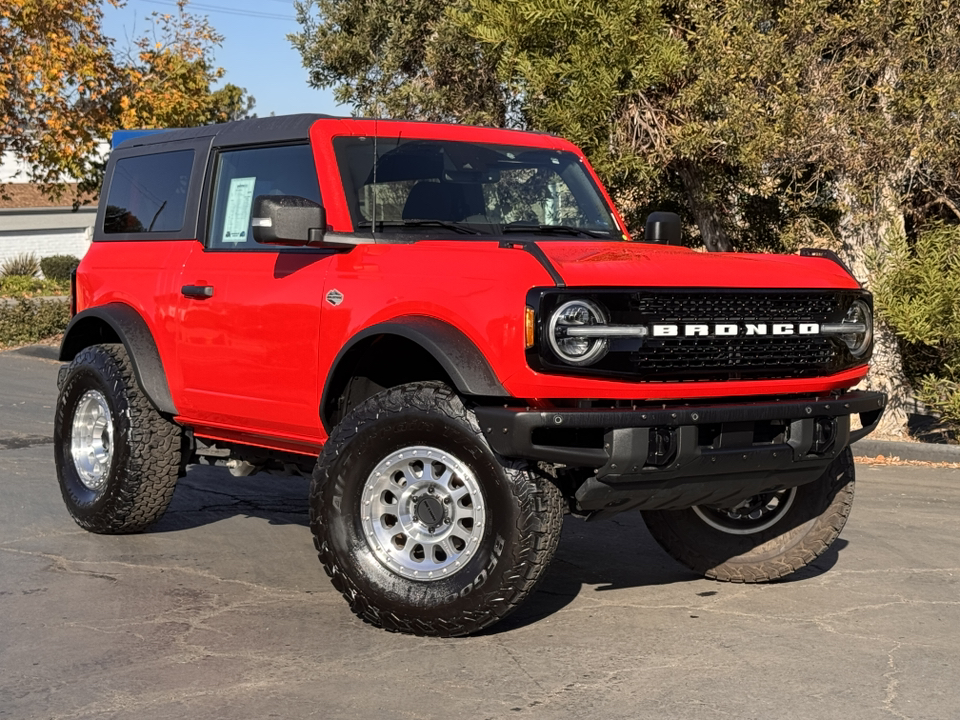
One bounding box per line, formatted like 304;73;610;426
0;148;106;269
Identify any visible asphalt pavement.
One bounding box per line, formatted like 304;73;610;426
1;349;958;720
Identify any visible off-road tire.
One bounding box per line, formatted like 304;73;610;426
641;448;856;582
55;343;182;533
311;381;564;637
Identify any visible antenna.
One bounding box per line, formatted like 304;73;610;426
371;90;379;238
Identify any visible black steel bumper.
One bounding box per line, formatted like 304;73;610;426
476;391;886;518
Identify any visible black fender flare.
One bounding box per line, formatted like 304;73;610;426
321;316;508;427
59;304;177;415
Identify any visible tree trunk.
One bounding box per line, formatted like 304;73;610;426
677;161;733;252
836;174;912;437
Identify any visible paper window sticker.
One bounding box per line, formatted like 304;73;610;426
222;176;256;243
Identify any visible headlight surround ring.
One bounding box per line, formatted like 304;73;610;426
547;299;609;366
841;299;873;358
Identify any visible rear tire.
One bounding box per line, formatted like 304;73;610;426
54;344;182;534
641;448;856;582
311;381;564;636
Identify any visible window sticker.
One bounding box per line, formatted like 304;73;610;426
222;176;256;243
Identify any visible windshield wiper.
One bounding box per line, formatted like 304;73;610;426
359;219;482;235
502;223;609;238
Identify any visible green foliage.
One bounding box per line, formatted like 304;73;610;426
460;0;687;233
0;297;70;346
0;275;69;297
290;0;507;125
1;252;40;277
39;254;80;281
873;223;960;425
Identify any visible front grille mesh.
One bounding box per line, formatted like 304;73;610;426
629;292;841;322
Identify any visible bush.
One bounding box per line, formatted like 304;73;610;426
40;254;80;281
873;223;960;427
0;297;71;347
0;275;70;297
1;252;40;278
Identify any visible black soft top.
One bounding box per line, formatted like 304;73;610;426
113;114;334;150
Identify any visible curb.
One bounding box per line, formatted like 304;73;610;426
853;438;960;463
8;344;61;361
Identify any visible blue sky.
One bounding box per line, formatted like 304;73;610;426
101;0;346;117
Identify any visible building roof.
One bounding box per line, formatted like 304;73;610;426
0;183;96;210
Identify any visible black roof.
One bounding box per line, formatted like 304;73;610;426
113;113;559;153
114;114;335;150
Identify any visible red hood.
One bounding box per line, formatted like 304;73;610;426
537;242;859;290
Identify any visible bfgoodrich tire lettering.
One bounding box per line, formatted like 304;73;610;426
54;344;182;533
641;447;856;582
311;381;564;637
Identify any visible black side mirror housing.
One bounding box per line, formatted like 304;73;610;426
644;211;682;246
252;195;327;246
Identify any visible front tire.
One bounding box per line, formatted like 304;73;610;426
54;344;182;534
641;448;856;582
311;382;564;637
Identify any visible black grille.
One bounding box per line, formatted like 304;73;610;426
632;336;838;379
628;292;841;322
532;288;866;382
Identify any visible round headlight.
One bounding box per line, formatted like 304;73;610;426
841;299;873;357
548;299;609;366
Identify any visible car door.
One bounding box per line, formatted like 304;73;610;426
175;142;337;443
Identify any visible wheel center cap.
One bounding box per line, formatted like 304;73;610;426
415;496;444;526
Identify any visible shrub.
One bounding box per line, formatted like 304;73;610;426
0;275;70;297
40;254;81;281
0;297;71;347
1;252;40;278
873;223;960;427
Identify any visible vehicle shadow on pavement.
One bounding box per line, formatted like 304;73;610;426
149;465;850;633
485;520;850;635
150;465;311;533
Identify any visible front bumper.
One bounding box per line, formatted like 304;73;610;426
476;390;885;518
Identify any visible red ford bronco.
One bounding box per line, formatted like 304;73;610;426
55;114;885;636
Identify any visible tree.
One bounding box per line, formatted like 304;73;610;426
0;0;255;202
117;0;256;129
290;0;508;125
0;0;123;199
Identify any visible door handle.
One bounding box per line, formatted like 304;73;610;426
181;285;214;299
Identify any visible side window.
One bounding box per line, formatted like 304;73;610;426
104;150;194;234
208;144;321;250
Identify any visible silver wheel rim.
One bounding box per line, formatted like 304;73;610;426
692;487;797;535
361;445;486;581
70;390;114;491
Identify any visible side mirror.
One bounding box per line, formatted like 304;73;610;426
252;195;326;246
644;211;682;246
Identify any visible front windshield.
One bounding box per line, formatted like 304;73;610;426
333;136;622;239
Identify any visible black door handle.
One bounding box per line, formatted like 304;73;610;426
181;285;214;298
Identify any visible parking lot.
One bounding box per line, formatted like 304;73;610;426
1;349;958;720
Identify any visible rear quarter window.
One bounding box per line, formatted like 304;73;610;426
103;150;194;234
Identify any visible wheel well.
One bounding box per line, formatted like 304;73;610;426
60;316;121;360
323;334;455;429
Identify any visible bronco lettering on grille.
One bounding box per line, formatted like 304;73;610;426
651;323;820;337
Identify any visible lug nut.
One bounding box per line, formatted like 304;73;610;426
428;486;435;494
